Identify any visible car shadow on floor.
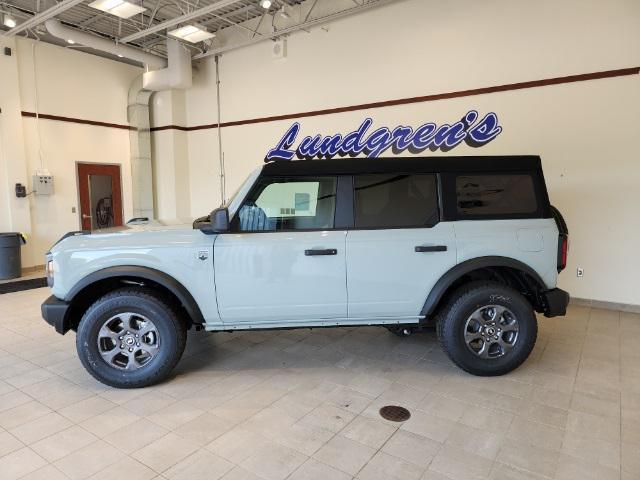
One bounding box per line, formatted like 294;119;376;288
170;325;442;379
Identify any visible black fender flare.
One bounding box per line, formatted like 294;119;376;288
420;256;547;317
65;266;205;324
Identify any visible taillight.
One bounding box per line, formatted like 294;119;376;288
558;234;568;272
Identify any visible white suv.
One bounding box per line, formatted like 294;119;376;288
42;156;570;388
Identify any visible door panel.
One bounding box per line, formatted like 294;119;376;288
214;231;347;322
77;163;123;231
215;175;347;324
346;224;457;318
347;173;455;318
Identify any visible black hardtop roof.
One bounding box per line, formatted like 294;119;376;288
261;155;542;176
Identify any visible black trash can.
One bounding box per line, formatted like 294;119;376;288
0;233;24;280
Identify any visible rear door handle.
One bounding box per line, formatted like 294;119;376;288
415;245;447;253
305;249;337;256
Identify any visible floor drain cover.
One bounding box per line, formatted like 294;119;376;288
379;405;411;422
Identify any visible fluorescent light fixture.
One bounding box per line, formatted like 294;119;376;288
2;13;17;28
279;6;290;18
260;0;272;9
168;25;215;43
88;0;146;19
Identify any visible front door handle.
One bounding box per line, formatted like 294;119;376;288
305;249;337;256
415;245;447;253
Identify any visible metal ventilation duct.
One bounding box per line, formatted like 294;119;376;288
142;39;192;90
128;77;154;220
44;19;166;69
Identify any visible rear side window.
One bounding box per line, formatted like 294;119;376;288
456;174;537;217
354;174;438;228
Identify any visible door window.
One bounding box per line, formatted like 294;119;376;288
235;177;337;231
354;174;438;228
89;175;114;229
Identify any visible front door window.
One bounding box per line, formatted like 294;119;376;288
234;177;337;232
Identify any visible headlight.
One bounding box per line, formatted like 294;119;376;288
45;258;54;287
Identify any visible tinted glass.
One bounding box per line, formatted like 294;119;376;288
236;177;337;231
456;174;537;216
354;174;438;228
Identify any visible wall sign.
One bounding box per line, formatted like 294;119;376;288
265;110;502;162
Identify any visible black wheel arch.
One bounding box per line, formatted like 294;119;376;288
421;256;549;319
64;266;205;331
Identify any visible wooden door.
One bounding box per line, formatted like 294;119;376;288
77;163;123;231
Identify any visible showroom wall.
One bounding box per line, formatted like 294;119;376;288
0;37;141;267
150;0;640;306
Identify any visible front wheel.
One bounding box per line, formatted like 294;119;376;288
76;288;187;388
436;282;537;376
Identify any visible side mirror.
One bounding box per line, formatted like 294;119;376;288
211;207;230;232
197;207;229;234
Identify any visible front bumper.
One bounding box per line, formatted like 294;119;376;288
541;288;570;317
41;295;72;335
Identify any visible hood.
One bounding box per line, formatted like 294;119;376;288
48;218;196;253
96;218;193;234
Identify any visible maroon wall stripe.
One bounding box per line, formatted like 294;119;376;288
148;124;190;132
20;66;639;133
21;111;134;130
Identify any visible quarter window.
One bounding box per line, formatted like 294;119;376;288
235;177;337;231
455;174;537;216
354;174;438;228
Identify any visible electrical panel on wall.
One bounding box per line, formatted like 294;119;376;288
33;171;54;195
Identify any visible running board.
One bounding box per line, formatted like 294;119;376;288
202;316;423;332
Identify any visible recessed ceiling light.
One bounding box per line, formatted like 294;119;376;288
168;25;215;43
117;54;124;57
2;13;17;28
260;0;272;9
88;0;146;19
67;38;75;44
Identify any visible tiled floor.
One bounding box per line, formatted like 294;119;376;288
0;287;638;480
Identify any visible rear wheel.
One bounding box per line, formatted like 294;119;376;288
76;288;187;388
437;282;537;376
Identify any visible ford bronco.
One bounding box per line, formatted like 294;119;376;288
42;156;569;388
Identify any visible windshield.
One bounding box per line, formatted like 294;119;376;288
223;183;243;208
225;167;262;217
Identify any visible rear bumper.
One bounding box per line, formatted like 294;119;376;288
41;295;72;335
541;288;570;317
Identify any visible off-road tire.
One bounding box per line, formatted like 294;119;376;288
436;282;537;376
76;288;187;388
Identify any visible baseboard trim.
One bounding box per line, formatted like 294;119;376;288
22;265;45;275
571;297;640;314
